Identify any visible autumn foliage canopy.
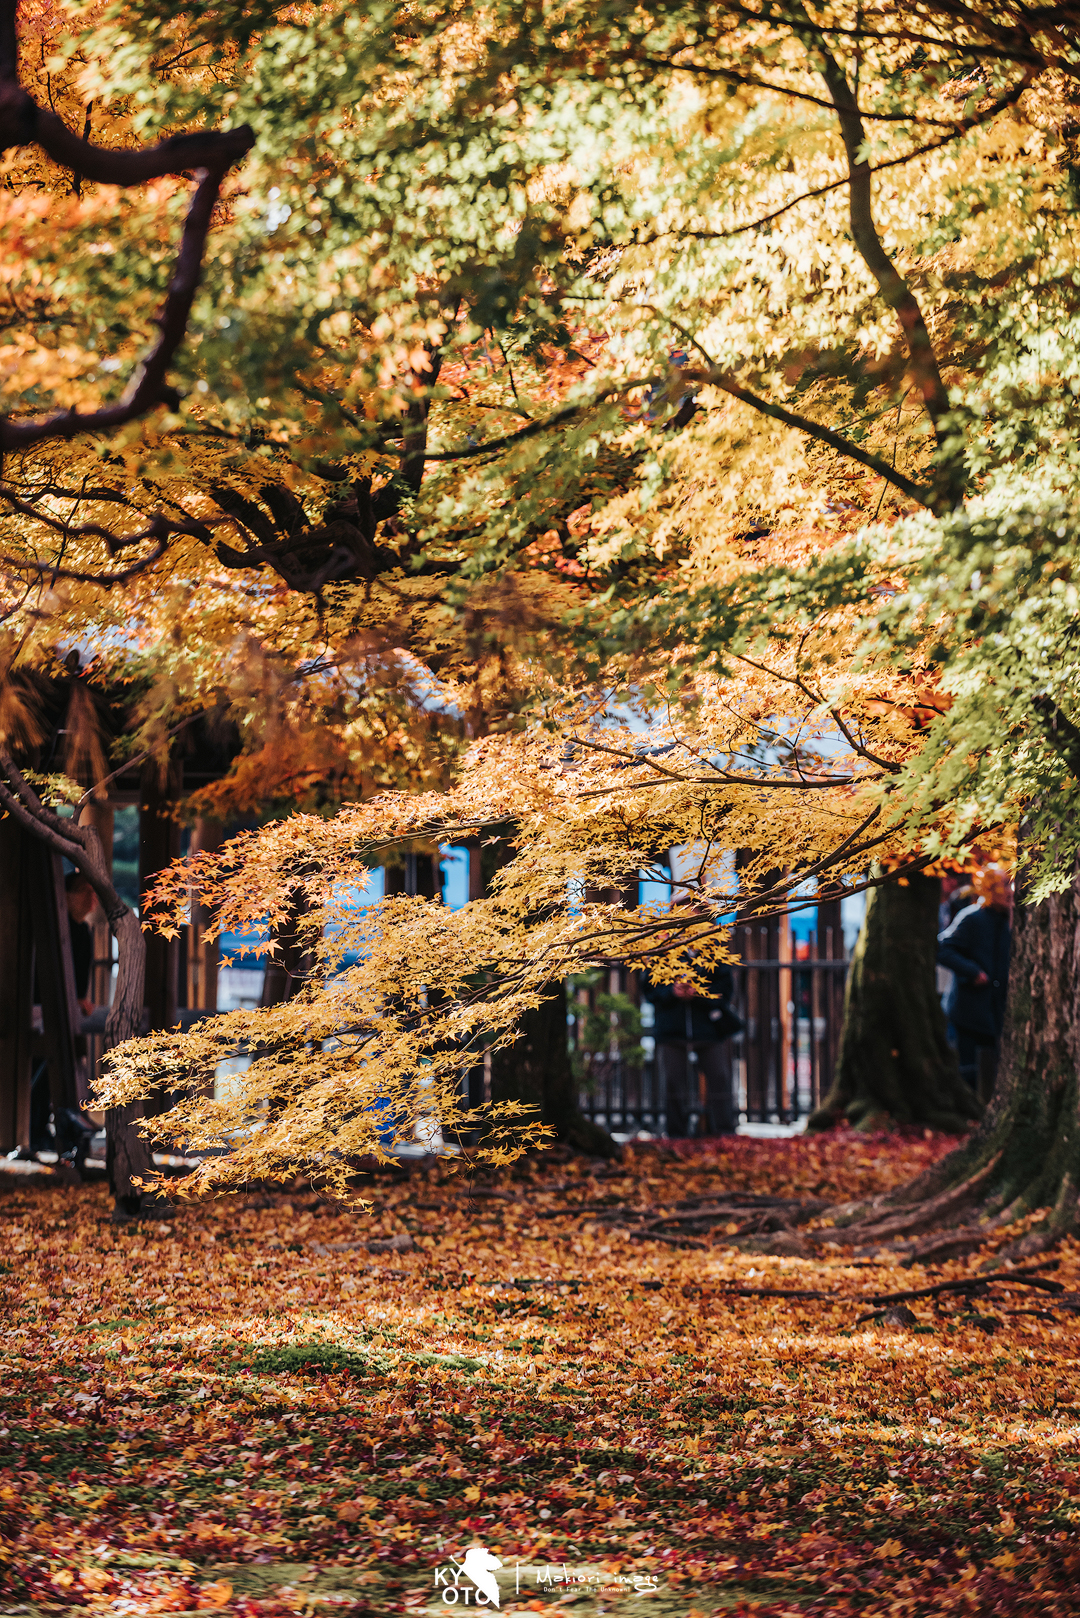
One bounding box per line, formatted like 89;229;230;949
3;1;1080;1179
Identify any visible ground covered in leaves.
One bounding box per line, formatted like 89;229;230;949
3;1132;1080;1617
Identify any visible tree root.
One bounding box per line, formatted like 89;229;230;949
863;1260;1061;1307
821;1150;1004;1247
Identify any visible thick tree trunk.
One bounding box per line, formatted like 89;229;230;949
814;872;1080;1261
0;755;155;1216
809;873;981;1133
489;981;618;1157
103;901;156;1217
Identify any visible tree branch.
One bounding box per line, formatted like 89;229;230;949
0;484;213;551
624;77;1031;247
1;162;245;454
794;13;1032;506
0;79;253;182
0;2;252;469
690;371;931;505
568;732;858;790
732;653;903;774
420;380;653;462
636;55;963;125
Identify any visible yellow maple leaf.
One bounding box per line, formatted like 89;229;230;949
197;1578;233;1608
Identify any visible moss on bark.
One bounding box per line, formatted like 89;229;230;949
814;873;1080;1257
809;873;980;1134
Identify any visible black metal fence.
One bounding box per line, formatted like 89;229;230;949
574;919;849;1135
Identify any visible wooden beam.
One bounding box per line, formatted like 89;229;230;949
139;759;181;1035
0;816;34;1151
27;834;82;1118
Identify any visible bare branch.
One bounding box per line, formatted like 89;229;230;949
418;384;650;461
732;653;903;775
0;483;213;550
0;538;168;587
568;731;857;790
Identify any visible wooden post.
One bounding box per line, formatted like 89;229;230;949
816;895;844;1113
778;907;792;1120
28;835;82;1117
80;801;114;1115
140;760;181;1035
467;842;483;903
0;816;34;1151
140;761;181;1123
187;817;222;1011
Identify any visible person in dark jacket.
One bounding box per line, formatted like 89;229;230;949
937;872;1012;1100
65;872;96;1014
644;960;743;1137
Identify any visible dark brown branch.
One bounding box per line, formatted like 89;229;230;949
420;379;654;461
0;538;167;587
864;1261;1063;1308
732;653;903;775
693;371;932;506
568;730;858;789
0;80;253;183
739;807;883;909
1;160;246;454
0;504;218;586
0;484;213;551
636;55;963;125
811;42;950;432
714;0;1055;68
0;0;251;470
796;18;1031;505
0;480;132;505
625;77;1031;248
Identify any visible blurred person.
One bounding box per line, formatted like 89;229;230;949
65;870;96;1016
937;867;1012;1103
645;954;744;1138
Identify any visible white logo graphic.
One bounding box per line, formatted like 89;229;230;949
433;1550;664;1605
434;1545;503;1606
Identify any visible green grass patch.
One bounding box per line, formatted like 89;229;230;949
249;1342;387;1378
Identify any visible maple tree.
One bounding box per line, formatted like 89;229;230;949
4;0;1080;1252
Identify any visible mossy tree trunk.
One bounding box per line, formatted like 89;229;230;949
817;872;1080;1261
488;981;617;1157
810;873;981;1134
